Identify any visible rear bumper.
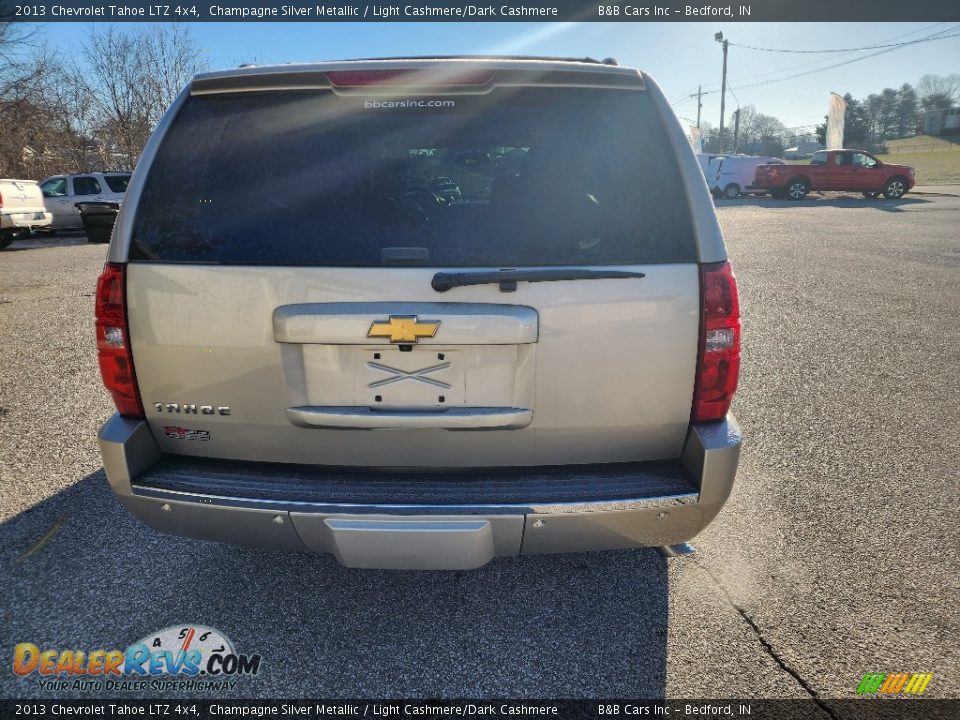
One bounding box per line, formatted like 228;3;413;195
99;414;741;569
0;210;52;230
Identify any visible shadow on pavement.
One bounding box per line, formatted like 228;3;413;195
715;193;932;212
1;231;93;252
2;470;669;699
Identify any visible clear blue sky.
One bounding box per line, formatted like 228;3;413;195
39;21;960;130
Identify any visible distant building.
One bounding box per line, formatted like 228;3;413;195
784;141;824;160
919;108;960;136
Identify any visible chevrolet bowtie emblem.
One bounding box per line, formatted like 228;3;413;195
367;315;440;344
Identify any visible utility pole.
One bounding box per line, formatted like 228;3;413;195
715;32;729;152
696;85;703;129
733;108;741;153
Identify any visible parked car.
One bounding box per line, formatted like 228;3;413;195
754;150;915;200
40;172;131;231
708;155;785;198
96;57;742;570
0;178;52;249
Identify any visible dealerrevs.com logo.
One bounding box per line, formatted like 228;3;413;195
13;625;262;693
364;99;455;109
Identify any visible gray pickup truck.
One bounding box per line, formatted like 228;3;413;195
96;57;742;570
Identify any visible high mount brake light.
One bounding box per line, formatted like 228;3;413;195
692;261;741;422
95;263;144;418
326;69;493;87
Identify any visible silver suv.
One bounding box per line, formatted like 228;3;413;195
41;171;131;230
96;58;742;570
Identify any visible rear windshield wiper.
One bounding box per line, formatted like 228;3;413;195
431;268;646;293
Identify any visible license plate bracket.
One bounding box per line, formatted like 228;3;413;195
354;349;465;408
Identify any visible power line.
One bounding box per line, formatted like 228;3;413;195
672;23;959;130
728;29;960;92
694;23;958;92
729;24;959;53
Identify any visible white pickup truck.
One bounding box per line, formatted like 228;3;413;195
0;179;52;249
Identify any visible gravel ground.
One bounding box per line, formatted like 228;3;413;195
1;196;958;701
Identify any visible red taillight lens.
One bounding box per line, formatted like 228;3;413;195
692;261;741;422
95;263;143;418
326;69;493;87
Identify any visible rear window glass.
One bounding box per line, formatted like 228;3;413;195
104;175;131;193
131;87;697;266
73;176;102;196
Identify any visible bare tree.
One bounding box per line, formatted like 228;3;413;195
1;22;206;178
140;24;207;126
917;73;960;111
81;26;154;169
0;22;40;95
81;24;207;169
0;24;59;178
47;63;103;171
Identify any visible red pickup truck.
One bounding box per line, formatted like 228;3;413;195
754;149;915;200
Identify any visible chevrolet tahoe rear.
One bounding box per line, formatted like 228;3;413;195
96;57;742;570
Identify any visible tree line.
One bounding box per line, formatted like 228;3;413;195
814;74;960;150
697;107;791;157
693;73;959;157
0;23;207;180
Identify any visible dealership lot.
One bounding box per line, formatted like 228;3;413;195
1;196;958;700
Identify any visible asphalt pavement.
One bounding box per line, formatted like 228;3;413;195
912;185;960;196
1;196;958;701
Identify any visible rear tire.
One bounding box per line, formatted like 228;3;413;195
786;179;809;201
882;177;908;199
723;183;741;199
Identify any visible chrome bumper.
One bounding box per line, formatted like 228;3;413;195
99;414;741;570
0;210;52;229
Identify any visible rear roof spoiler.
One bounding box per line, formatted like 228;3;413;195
190;58;645;95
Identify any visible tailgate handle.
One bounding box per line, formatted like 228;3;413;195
287;406;532;430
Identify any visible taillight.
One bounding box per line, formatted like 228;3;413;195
95;263;144;417
692;261;741;422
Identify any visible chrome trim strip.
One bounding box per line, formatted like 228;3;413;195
130;484;699;516
273;302;538;345
286;406;533;430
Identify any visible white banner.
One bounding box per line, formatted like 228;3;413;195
826;93;846;150
689;126;703;153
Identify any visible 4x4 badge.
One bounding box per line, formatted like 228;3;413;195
367;315;440;343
